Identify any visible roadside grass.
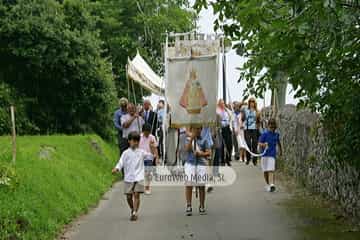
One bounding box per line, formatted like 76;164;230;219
278;173;360;240
0;135;119;240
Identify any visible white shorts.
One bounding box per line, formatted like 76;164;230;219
184;163;207;186
261;157;276;172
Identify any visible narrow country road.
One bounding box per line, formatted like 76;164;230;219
63;161;299;240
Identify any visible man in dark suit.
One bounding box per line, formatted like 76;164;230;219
142;99;158;136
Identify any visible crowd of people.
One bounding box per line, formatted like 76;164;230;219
112;97;282;221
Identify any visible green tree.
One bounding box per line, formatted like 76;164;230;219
0;0;195;138
0;0;117;138
0;82;39;135
90;0;196;99
194;0;360;165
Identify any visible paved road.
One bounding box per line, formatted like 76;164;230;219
63;161;298;240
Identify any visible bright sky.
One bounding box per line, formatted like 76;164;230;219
149;1;298;109
193;1;298;108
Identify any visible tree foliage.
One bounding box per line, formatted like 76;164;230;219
194;0;360;168
0;0;195;138
0;0;117;138
0;82;39;135
90;0;195;99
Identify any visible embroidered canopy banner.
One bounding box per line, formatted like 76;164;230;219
167;55;218;127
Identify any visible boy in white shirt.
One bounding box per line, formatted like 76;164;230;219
112;131;146;221
139;124;158;195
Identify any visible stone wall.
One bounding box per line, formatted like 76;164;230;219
262;105;360;219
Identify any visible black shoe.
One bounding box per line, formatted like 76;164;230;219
130;211;138;221
226;162;232;166
207;187;214;193
253;160;258;166
199;207;207;215
246;161;250;165
186;205;192;216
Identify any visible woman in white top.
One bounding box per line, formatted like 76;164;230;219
216;99;233;166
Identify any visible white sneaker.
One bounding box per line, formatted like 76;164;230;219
265;185;271;192
185;205;192;216
144;189;151;195
199;206;207;215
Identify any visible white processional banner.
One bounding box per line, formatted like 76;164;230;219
167;55;218;127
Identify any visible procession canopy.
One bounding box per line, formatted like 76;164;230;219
166;32;221;128
127;52;164;95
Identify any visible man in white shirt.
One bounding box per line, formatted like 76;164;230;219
121;103;145;141
112;132;146;221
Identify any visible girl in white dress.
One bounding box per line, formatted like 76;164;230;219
236;102;247;162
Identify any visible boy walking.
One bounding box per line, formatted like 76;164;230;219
258;119;282;192
112;132;146;221
184;126;212;216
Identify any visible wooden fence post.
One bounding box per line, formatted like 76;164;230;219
10;105;16;165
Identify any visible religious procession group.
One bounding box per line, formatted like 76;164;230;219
111;96;282;221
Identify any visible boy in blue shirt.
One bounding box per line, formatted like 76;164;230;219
258;119;282;192
184;126;212;216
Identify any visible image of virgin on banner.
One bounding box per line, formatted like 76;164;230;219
166;55;218;127
179;68;208;114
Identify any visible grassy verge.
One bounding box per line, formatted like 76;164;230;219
278;173;360;240
0;135;119;240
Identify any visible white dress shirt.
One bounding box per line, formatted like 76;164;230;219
114;148;146;182
121;114;144;138
216;107;232;128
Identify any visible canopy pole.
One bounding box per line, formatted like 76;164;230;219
130;75;141;133
222;37;227;103
150;99;157;137
126;64;131;101
140;85;144;99
162;32;169;166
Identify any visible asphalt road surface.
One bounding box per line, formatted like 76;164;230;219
63;161;299;240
